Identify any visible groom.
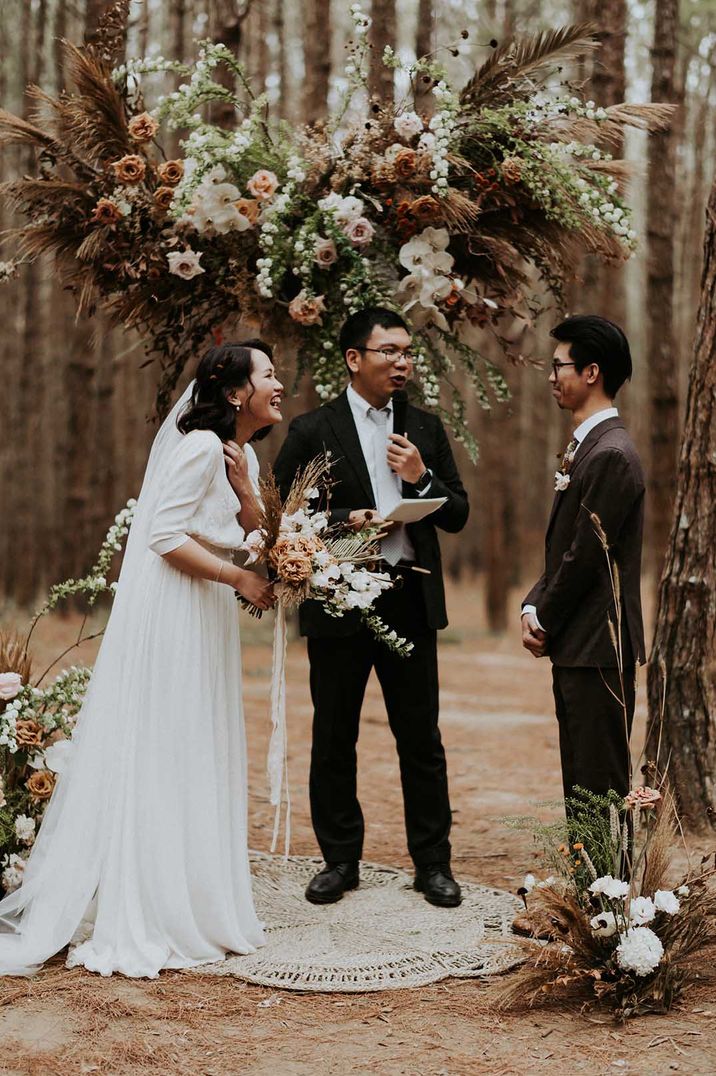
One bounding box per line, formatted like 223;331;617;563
521;315;646;805
273;307;469;907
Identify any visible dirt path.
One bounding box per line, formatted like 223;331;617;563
1;581;714;1075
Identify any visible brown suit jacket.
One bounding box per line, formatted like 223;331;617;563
523;417;646;668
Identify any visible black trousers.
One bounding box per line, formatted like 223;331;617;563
306;570;452;867
552;664;636;803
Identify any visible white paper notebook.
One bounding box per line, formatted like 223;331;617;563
385;497;447;524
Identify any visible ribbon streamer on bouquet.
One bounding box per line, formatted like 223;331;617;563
267;601;291;857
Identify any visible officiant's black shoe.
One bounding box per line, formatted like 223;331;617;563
305;862;360;904
414;863;462;908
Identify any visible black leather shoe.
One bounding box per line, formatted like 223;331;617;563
414;863;462;907
305;862;360;904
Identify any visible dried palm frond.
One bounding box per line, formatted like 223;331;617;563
638;798;676;897
54;43;130;164
1;177;92;216
10;221;86;262
282;455;333;515
257;470;284;549
461;24;598;111
0;630;32;683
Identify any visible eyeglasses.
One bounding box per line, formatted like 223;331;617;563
551;360;576;377
360;347;415;365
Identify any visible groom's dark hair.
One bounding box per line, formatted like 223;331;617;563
551;315;632;398
339;307;410;370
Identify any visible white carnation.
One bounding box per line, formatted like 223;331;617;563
589;875;629;900
14;814;36;845
628;895;655;926
615;926;663;976
394;110;424;140
654;889;680;915
1;853;26;894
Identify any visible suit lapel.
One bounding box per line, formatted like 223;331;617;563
546;417;625;538
325;391;375;507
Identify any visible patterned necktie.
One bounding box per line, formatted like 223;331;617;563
367;407;403;566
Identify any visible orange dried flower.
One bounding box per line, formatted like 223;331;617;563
90;198;122;225
157;159;185;186
153;186;175;211
394;147;418;180
111;154;146;184
27;770;56;801
234;198;260;225
127;111;159;143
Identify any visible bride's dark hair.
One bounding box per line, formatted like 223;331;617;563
177;339;274;442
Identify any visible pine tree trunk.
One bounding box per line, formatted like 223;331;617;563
646;0;680;577
368;0;395;104
646;170;716;830
303;0;331;123
414;0;434;115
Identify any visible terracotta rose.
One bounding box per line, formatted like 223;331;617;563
14;719;43;748
27;770;56;801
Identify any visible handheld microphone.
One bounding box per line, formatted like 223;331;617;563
391;388;408;438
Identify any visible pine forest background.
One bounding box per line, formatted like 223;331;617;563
0;0;712;631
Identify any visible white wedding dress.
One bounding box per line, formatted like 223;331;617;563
0;387;265;977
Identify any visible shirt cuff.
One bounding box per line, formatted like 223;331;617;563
521;604;544;631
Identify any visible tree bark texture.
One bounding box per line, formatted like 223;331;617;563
303;0;331;123
368;0;395;104
646;170;716;830
646;0;681;577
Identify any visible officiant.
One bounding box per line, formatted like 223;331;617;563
273;307;469;908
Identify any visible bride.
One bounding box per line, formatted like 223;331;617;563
0;340;283;977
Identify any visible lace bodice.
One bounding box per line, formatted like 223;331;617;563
148;429;259;556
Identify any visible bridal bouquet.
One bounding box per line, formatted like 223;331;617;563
502;784;716;1019
241;454;413;658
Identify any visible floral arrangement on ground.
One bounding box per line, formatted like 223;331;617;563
0;502;135;894
0;3;672;453
501;783;716;1020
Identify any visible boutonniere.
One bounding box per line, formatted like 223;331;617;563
554;438;578;492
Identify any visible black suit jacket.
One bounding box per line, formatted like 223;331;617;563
272;390;469;637
523;417;646;668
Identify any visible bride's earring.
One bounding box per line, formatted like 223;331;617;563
235;403;241;412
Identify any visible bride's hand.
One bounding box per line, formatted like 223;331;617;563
223;440;251;494
233;568;275;611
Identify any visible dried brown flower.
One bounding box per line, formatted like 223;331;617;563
394;147;418;180
27;770;56;801
90;197;122;225
157;159;185;186
411;195;442;224
111;154;147;184
127;112;159;143
269;535;318;584
501;156;523;184
234;198;260;225
15;719;43;748
153;186;175;211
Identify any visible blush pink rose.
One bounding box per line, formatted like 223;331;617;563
247;169;279;201
314;237;338;268
343;216;375;247
0;672;23;700
288;291;326;326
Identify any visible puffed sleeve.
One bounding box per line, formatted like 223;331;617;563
148;431;221;556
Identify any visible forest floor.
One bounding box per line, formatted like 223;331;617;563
1;580;715;1076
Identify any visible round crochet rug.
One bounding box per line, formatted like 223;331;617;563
198;853;524;992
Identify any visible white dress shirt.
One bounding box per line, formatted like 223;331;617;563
347;384;434;563
522;406;619;627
